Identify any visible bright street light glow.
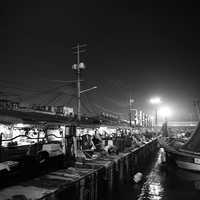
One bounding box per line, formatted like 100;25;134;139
158;106;172;119
150;97;161;104
150;115;154;120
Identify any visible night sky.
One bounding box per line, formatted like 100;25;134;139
0;1;200;121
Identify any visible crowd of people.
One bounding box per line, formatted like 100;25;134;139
76;127;157;160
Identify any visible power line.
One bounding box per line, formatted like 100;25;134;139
50;79;84;83
22;83;74;101
82;97;95;114
93;103;124;116
81;100;94;115
84;93;99;115
65;96;76;106
45;93;63;105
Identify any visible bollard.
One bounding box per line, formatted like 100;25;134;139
133;172;143;183
160;148;166;163
80;179;85;200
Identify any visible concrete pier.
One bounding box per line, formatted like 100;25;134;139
0;139;158;200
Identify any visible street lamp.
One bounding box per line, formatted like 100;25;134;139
158;106;172;123
150;97;161;127
149;115;154;128
150;97;161;105
129;98;135;127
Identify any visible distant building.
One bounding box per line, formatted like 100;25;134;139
56;106;74;117
0;99;19;110
31;104;74;117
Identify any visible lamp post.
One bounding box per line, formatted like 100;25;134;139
150;97;161;127
149;115;154;128
158;106;172;123
129;98;134;127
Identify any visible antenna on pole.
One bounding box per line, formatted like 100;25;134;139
72;43;87;121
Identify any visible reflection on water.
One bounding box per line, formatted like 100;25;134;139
116;149;200;200
138;149;164;200
137;148;200;200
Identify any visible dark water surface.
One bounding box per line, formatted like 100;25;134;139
115;149;200;200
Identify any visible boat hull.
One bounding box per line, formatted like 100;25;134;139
159;137;200;172
176;160;200;171
165;147;200;172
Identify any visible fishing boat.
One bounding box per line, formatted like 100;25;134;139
159;122;200;172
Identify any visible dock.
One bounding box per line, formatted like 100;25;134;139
0;139;158;200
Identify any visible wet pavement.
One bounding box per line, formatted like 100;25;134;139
115;149;200;200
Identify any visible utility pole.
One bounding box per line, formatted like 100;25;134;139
72;43;87;121
129;97;134;127
155;108;158;127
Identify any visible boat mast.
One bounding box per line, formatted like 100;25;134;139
193;100;200;121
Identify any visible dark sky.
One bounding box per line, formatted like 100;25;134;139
0;1;200;121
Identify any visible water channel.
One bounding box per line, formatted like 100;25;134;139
115;149;200;200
